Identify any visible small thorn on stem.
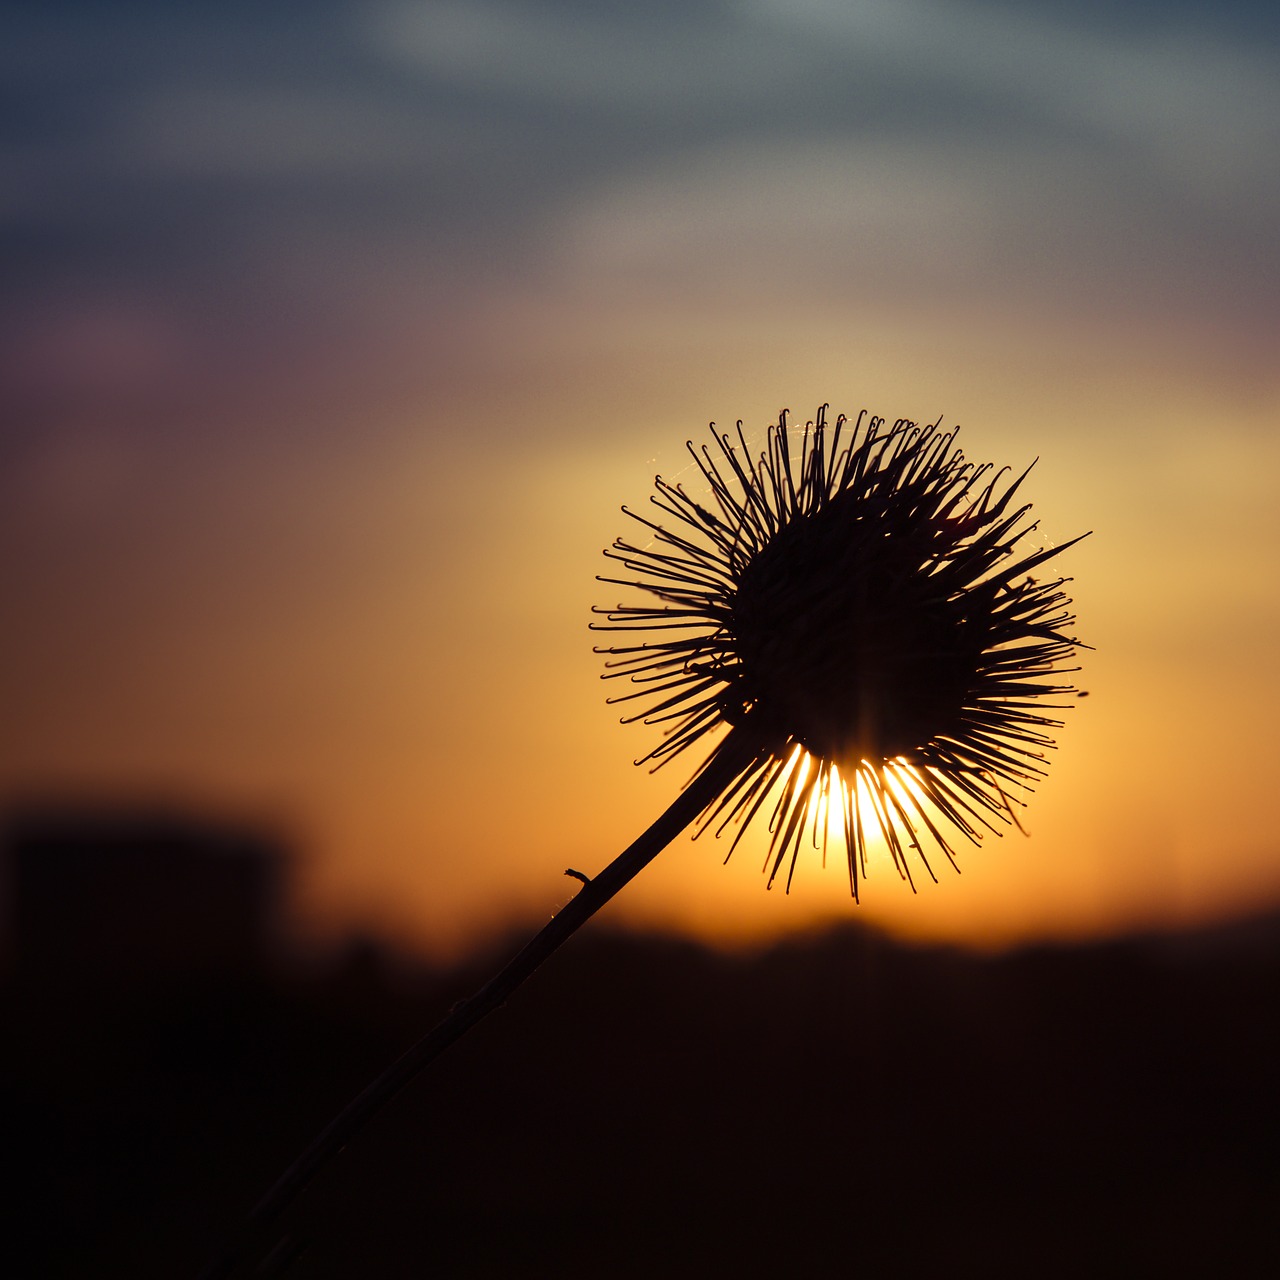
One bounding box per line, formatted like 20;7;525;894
564;868;592;886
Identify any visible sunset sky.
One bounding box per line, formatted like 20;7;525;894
3;0;1278;960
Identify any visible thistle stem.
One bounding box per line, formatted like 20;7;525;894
199;727;757;1279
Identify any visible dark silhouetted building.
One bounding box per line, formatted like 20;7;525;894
3;803;288;992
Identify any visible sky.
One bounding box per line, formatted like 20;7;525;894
3;0;1279;960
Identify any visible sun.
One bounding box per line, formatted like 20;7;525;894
595;406;1085;900
716;743;1025;901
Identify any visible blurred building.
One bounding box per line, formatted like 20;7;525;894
2;803;288;991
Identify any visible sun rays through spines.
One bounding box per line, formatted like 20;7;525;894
592;406;1087;897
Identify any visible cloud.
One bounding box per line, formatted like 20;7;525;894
3;0;1275;459
552;137;1011;298
121;87;472;179
746;0;1280;202
367;0;792;114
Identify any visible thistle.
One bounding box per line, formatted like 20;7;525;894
201;406;1086;1277
593;406;1085;897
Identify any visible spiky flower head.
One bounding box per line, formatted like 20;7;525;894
592;407;1086;899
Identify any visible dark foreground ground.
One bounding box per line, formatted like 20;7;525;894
6;914;1280;1278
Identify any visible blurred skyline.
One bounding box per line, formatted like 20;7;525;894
3;0;1278;959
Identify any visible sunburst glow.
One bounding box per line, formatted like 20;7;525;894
594;407;1087;900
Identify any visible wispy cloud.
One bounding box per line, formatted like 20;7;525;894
1;0;1274;469
368;0;791;113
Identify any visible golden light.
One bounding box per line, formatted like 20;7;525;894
731;745;1038;909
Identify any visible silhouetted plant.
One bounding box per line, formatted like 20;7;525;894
201;407;1086;1277
593;406;1085;896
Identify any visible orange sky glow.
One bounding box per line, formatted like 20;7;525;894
3;2;1278;962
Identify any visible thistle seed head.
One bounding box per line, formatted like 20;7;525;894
592;407;1087;898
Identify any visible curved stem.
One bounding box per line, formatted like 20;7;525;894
199;728;758;1279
